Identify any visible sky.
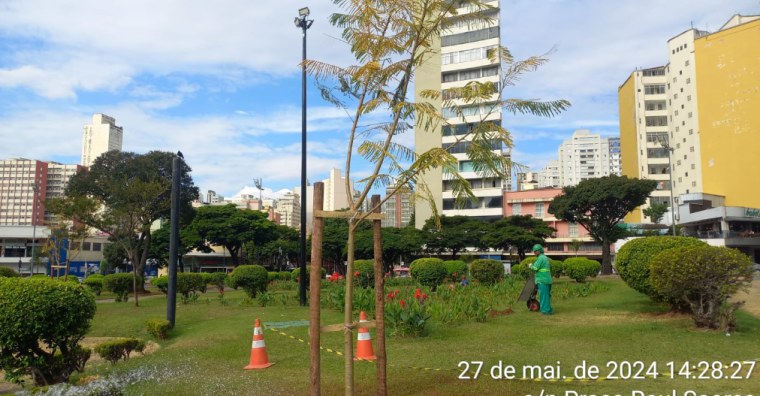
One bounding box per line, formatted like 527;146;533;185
1;0;758;200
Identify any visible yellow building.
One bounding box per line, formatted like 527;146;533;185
618;14;760;261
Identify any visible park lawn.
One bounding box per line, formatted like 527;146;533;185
13;278;760;395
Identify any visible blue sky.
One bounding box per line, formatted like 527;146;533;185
1;0;758;200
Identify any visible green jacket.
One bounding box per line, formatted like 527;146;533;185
530;254;552;285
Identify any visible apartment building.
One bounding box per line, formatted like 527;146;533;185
382;184;413;228
414;0;511;226
536;129;622;189
275;192;301;229
619;14;760;261
81;114;123;167
516;172;539;191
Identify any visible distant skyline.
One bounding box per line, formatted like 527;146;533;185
1;0;757;197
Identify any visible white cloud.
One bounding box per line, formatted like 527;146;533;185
0;0;354;98
231;186;291;201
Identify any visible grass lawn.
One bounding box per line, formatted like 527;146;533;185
4;278;759;395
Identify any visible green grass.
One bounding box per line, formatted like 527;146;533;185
7;278;760;395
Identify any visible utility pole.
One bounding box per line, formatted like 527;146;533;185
658;138;677;236
253;178;263;205
167;153;182;328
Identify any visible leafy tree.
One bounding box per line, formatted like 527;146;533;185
355;226;425;274
422;215;485;257
548;175;657;274
149;208;203;272
187;204;275;267
41;207;91;281
568;239;584;257
257;225;299;271
302;0;569;390
64;151;199;292
643;203;668;224
481;215;556;261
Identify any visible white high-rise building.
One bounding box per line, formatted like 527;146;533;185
275;192;301;229
414;1;510;225
537;129;622;188
81;114;123;167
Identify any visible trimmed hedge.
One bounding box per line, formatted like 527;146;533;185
409;258;447;289
0;277;95;385
177;273;205;297
443;260;468;281
230;265;269;298
615;236;707;301
210;272;228;291
354;259;375;288
149;275;169;294
0;267;20;278
651;246;754;330
512;257;536;278
469;259;503;285
145;318;171;340
94;338;146;365
550;260;564;278
83;274;104;295
563;258;600;282
268;272;279;282
291;266;327;288
103;273;141;302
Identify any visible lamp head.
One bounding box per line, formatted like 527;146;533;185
294;17;301;28
299;7;310;17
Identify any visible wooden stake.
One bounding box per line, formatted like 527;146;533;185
309;182;325;396
372;194;387;396
345;219;356;396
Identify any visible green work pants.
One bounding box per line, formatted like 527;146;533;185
538;283;554;315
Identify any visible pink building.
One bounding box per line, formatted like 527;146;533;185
503;188;608;259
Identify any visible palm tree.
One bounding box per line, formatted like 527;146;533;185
569;239;584;257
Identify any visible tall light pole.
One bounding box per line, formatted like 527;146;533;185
253;178;263;204
295;6;313;307
30;180;39;275
658;138;677;236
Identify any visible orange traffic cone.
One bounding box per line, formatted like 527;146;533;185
244;318;274;369
355;311;376;361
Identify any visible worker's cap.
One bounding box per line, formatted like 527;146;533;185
532;244;543;252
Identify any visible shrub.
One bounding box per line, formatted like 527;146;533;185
469;259;503;285
176;273;205;297
200;272;216;292
615;236;707;301
0;267;20;278
103;273;141;302
279;271;291;281
230;265;269;298
409;258;447;289
354;259;375;288
93;338;146;365
550;260;564;278
268;272;278;282
563;258;600;282
512;257;536;278
650;246;754;331
210;272;228;291
145;318;171;340
443;260;468;280
83;274;104;295
0;277;95;386
291;266;327;288
150;275;169;294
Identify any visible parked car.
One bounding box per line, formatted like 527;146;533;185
393;268;410;278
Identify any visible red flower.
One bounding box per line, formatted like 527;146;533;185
219;289;224;294
297;277;300;281
452;272;456;277
399;300;406;308
421;293;427;300
270;281;274;285
416;288;421;294
414;293;420;299
354;271;360;277
395;289;400;295
387;292;394;300
444;278;449;282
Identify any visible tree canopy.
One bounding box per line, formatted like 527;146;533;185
422;215;486;257
643;202;668;224
481;215;556;260
548;175;656;274
355;226;425;274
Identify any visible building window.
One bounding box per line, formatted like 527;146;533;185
644;85;666;95
691;164;695;170
685;60;690;66
673;77;677;83
675;110;679;116
687;95;691;101
569;222;579;238
692;181;696;187
690;146;694;152
676;143;680;149
441;26;500;47
547;243;564;252
686;78;691;84
513;203;521;215
82;242;91;251
674;93;678;99
92;243;102;252
684;43;687;49
677;160;681;166
535;202;545;218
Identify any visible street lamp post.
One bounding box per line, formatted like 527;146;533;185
295;7;313;307
658;138;677;236
31;181;39;275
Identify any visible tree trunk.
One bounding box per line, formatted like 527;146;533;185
601;240;612;275
344;221;356;396
371;195;387;396
309;182;324;396
129;252;139;307
136;232;151;293
229;245;240;267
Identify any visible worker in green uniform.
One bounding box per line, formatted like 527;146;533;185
529;244;553;315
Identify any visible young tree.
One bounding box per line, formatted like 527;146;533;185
481;215;556;260
643;202;668;224
187;204;275;267
304;0;569;393
569;239;584;257
548;176;657;274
